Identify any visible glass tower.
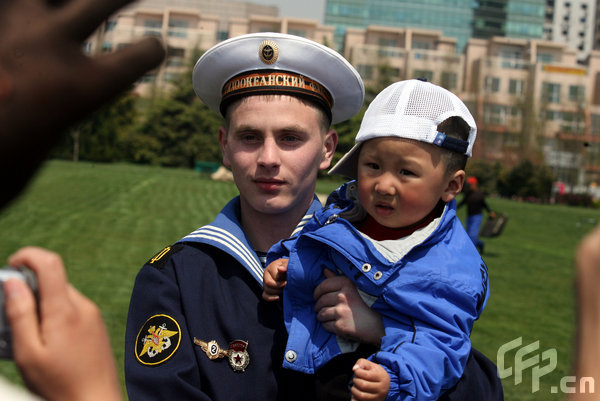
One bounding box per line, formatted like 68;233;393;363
325;0;475;52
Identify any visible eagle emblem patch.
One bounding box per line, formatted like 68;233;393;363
135;314;181;366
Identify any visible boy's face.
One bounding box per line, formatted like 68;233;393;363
357;137;462;229
219;95;337;219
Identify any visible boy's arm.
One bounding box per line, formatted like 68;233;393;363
373;276;484;401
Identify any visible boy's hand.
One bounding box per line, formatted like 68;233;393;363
262;258;288;301
351;358;390;401
314;269;384;345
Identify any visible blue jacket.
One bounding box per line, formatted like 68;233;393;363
125;196;323;401
268;182;490;400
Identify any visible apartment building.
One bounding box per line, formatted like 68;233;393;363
543;0;597;62
462;36;600;188
343;26;462;92
86;1;333;96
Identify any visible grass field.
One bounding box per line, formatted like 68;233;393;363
0;160;598;400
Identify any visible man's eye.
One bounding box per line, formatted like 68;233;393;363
241;134;259;142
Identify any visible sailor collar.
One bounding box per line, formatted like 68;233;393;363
178;195;323;286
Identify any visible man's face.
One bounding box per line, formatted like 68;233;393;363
219;95;336;219
357;137;458;229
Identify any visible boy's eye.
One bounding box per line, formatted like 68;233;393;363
366;162;380;170
400;169;414;176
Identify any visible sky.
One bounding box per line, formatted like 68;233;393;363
248;0;326;23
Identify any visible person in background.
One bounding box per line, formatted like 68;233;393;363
0;0;165;399
458;176;495;253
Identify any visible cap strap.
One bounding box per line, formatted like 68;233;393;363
433;132;469;155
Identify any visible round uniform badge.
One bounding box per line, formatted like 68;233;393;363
135;314;181;366
259;40;278;64
228;340;250;372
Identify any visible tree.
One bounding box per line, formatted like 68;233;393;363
52;91;139;162
121;48;224;167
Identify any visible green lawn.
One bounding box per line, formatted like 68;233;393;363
0;160;598;400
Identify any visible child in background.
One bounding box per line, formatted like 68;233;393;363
264;79;490;401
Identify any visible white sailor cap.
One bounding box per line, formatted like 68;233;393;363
329;79;477;179
192;32;364;124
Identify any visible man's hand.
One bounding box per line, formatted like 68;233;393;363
262;258;288;301
351;358;390;401
4;247;122;401
314;269;385;345
0;0;165;208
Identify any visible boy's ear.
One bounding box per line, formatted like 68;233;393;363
441;169;465;203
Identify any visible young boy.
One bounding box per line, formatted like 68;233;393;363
263;79;490;401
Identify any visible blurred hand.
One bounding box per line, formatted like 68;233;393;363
314;269;384;345
4;247;122;401
570;225;600;401
0;0;165;208
351;358;390;401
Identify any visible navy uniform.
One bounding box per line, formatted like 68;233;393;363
124;32;364;400
125;197;324;400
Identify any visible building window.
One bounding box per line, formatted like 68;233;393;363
139;74;156;83
288;29;307;37
144;19;162;37
483;104;507;125
105;20;117;32
167;46;185;58
542;82;561;103
358;64;374;79
413;70;433;82
569;85;585;103
484;76;501;93
441;72;457;90
537;53;554;64
412;40;431;50
102;42;113;53
378;38;397;47
508;79;524;95
168;19;188;38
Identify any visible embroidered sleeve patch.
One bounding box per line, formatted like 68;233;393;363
146;243;184;270
135;314;182;366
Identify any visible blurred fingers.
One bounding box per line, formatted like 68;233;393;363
3;278;42;362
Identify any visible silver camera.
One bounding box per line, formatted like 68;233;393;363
0;266;38;358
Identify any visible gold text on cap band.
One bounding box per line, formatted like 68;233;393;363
220;70;334;116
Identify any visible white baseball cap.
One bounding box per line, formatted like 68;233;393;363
329;79;477;179
192;32;364;124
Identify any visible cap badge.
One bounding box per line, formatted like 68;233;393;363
135;314;181;366
194;338;250;372
259;40;278;64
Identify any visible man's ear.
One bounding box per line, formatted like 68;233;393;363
319;129;338;171
441;169;465;203
218;126;231;167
